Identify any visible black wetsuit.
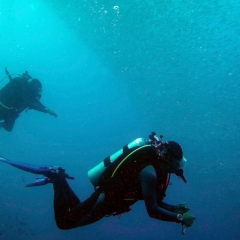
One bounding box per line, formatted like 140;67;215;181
0;77;48;131
53;145;181;229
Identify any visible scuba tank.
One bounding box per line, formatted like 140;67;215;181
88;138;146;187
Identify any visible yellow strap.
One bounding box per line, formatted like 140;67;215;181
111;145;151;178
0;101;13;110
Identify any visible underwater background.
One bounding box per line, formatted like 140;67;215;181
0;0;239;239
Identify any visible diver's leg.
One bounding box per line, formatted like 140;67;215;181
53;177;106;229
53;177;81;229
76;192;107;226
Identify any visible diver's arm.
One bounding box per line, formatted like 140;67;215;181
29;99;48;112
159;201;175;212
29;99;57;117
139;166;181;223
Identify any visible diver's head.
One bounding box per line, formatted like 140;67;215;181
161;141;183;162
29;78;42;99
159;141;187;182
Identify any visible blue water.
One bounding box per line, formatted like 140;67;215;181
0;1;239;239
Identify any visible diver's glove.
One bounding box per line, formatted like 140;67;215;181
182;212;196;227
174;203;190;214
46;108;58;118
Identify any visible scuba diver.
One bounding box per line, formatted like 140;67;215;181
0;132;196;234
0;67;57;132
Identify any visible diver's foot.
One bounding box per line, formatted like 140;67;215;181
25;167;66;187
45;167;66;181
25;177;52;187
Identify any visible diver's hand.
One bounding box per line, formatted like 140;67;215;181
183;212;196;227
174;203;190;214
46;109;58;118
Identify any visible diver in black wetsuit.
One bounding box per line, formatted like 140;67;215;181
0;132;196;234
51;133;195;233
0;68;57;132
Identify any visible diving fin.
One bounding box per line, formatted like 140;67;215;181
25;177;52;187
0;156;74;187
